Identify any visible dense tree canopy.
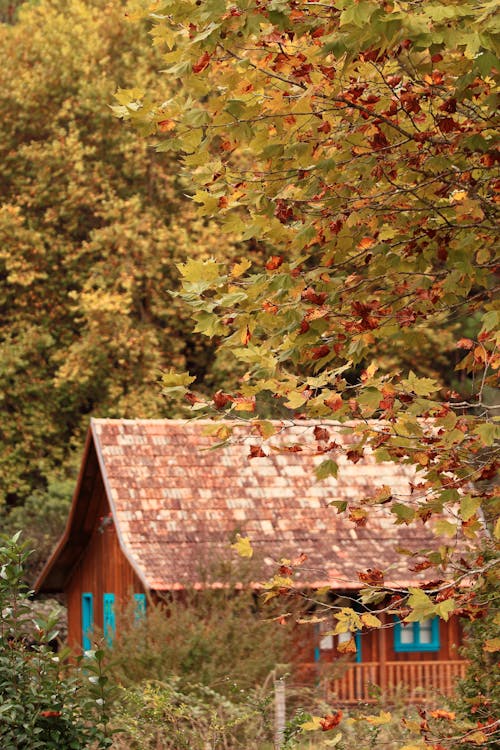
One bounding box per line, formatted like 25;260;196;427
119;1;499;743
0;0;250;536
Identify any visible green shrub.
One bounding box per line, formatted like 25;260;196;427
112;677;274;750
0;532;113;749
107;573;292;696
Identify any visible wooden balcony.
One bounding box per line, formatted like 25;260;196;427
326;660;467;704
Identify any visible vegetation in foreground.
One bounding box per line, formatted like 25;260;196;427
2;533;498;749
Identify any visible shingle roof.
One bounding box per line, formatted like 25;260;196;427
90;418;441;591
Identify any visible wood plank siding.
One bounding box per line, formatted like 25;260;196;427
66;473;143;648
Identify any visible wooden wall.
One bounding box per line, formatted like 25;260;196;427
318;611;464;665
66;473;143;649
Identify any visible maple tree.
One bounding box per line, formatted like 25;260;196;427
118;0;499;743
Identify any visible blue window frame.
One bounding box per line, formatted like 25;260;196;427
103;593;116;646
134;593;146;622
82;592;94;651
355;630;362;663
394;617;440;652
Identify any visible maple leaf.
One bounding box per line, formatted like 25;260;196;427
158;119;176;132
265;255;283;271
320;711;343;731
429;709;456;720
310;344;330;360
313;425;330;442
358;568;384;585
192;52;211;74
249;445;267;458
213;391;233;410
231;534;253;558
324;394;343;411
301;287;327;305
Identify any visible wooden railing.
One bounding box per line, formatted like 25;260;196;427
327;660;467;704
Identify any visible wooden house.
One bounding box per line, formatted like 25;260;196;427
35;419;467;702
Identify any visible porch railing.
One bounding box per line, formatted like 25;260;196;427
326;660;467;704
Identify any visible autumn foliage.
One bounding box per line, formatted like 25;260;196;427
117;0;499;743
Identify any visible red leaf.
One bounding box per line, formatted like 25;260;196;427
439;98;457;113
357;568;384;585
158;119;176;132
40;711;62;718
266;255;284;271
192;52;211;74
320;711;343;731
317;120;331;134
302;287;327;305
249;445;267;458
213;391;233;409
310;344;330;360
346;449;363;464
319;65;336;80
314;425;330;442
311;26;325;38
262;300;279;314
324;393;343;412
358;237;375;250
437;116;460;133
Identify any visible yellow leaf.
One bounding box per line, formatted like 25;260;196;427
325;732;342;747
365;710;392;725
494;517;500;540
361;613;382;629
300;716;323;731
450;189;468;203
434;519;457;537
337;637;357;653
231;534;253;558
483;637;500;652
466;731;488;744
231;258;252;277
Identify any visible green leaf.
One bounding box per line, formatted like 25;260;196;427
433;519;458;537
435;599;455;621
315;460;339;481
460;495;481;522
474;422;499;447
405;588;435;621
391;502;416;524
401;371;439;396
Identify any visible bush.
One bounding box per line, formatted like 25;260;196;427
0;532;113;749
112;677;274;750
107;563;293;696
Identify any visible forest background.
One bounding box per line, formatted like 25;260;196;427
0;0;258;577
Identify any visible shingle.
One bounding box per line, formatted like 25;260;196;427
92;419;448;591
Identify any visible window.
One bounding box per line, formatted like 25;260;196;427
82;593;93;651
394;617;440;652
103;593;116;646
134;593;146;622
